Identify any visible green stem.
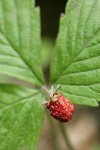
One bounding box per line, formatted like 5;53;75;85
41;86;50;98
58;122;74;150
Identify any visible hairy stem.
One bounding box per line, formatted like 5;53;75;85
41;86;50;98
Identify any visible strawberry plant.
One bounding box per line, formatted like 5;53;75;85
0;0;100;149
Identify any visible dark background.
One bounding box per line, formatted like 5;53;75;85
36;0;67;39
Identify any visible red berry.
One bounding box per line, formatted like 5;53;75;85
46;92;74;122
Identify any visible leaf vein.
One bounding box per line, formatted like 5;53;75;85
61;68;100;77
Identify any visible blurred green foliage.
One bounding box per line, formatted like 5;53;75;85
41;38;54;69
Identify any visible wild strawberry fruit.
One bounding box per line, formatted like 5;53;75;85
46;92;74;122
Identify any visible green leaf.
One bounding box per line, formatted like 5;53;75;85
0;0;44;85
50;0;100;106
0;84;45;150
